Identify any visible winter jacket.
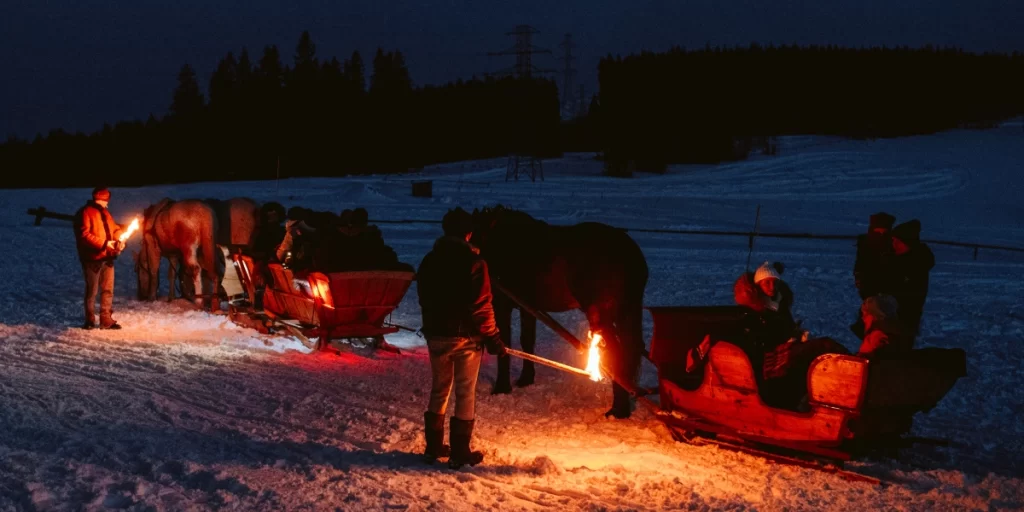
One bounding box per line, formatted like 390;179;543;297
857;318;913;359
73;201;124;262
249;222;286;262
854;233;896;299
891;243;935;336
417;236;500;342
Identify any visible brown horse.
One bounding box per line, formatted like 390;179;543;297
470;205;649;419
135;197;260;310
134;198;220;310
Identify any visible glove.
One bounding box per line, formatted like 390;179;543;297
484;335;506;356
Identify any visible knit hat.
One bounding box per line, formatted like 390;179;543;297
442;207;473;237
753;261;782;284
892;219;921;244
868;212;895;232
92;187;111;201
862;294;899;321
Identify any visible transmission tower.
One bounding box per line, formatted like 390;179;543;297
486;25;555;79
486;25;554;182
559;34;577;119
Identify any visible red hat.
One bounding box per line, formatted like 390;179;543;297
92;187;111;201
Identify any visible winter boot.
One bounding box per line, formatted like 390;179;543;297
423;412;450;463
448;417;484;469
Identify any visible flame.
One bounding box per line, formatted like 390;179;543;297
119;217;141;243
585;331;603;382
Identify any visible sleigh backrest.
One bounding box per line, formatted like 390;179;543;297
707;342;759;393
807;354;869;411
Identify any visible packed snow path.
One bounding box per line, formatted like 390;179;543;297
2;124;1023;510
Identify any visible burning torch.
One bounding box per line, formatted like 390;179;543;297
503;331;604;382
115;217;141;253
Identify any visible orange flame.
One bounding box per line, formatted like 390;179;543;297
119;217;141;243
585;331;603;382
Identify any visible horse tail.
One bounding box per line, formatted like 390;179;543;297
200;210;219;283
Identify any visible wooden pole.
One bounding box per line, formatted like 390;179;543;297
745;204;761;272
504;348;592;378
493;281;584;351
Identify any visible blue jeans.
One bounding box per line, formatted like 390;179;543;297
427;336;483;420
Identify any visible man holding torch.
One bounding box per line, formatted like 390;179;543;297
416;207;506;469
73;186;135;330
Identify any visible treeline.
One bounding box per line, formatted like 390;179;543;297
0;31;560;188
593;44;1024;171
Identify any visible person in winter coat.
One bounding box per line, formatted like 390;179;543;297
851;212;897;338
889;219;934;340
73;187;126;329
857;294;912;359
416;207;505;469
249;202;286;263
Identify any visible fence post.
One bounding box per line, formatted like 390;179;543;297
973;246;979;260
34;206;46;226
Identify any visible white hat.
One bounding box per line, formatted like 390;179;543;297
754;261;781;284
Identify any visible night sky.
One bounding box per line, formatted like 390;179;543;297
3;0;1023;139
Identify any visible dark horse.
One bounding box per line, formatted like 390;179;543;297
471;206;649;418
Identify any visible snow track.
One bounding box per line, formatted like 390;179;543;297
2;124;1023;510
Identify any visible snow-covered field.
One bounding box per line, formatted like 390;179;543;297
2;123;1023;511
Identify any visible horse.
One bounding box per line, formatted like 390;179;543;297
135;197;261;309
470;205;649;418
134;198;221;311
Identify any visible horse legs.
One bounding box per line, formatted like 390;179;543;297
492;298;514;395
516;312;537;387
177;243;203;309
584;304;640;419
167;255;178;302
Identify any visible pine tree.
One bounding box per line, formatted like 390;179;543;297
169;64;205;119
343;50;366;95
209;52;238;107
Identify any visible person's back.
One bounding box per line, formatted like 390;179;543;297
890;220;934;338
418;236;490;338
416;207;502;470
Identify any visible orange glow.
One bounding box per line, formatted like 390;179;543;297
585;331;603;382
119;217;141;243
308;273;334;308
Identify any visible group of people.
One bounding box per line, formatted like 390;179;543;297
256;205;412;275
719;212;935;410
70;189;938;469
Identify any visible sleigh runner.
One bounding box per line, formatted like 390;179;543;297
228;254;414;353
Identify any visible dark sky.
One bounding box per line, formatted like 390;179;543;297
3;0;1023;139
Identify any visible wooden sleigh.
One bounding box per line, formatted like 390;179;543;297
228;254;415;353
646;306;967;464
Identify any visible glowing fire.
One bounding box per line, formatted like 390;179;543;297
585;331;603;382
119;217;141;243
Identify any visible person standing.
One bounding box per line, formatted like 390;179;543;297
73;187;126;329
416;207;505;469
890;219;934;341
850;212;896;338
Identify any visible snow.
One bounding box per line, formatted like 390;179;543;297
2;121;1024;510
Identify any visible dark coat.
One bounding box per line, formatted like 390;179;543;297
74;201;124;262
854;232;896;299
891;243;934;336
417;236;500;341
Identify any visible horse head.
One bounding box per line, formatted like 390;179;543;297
469;205;508;250
135;198;171;301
